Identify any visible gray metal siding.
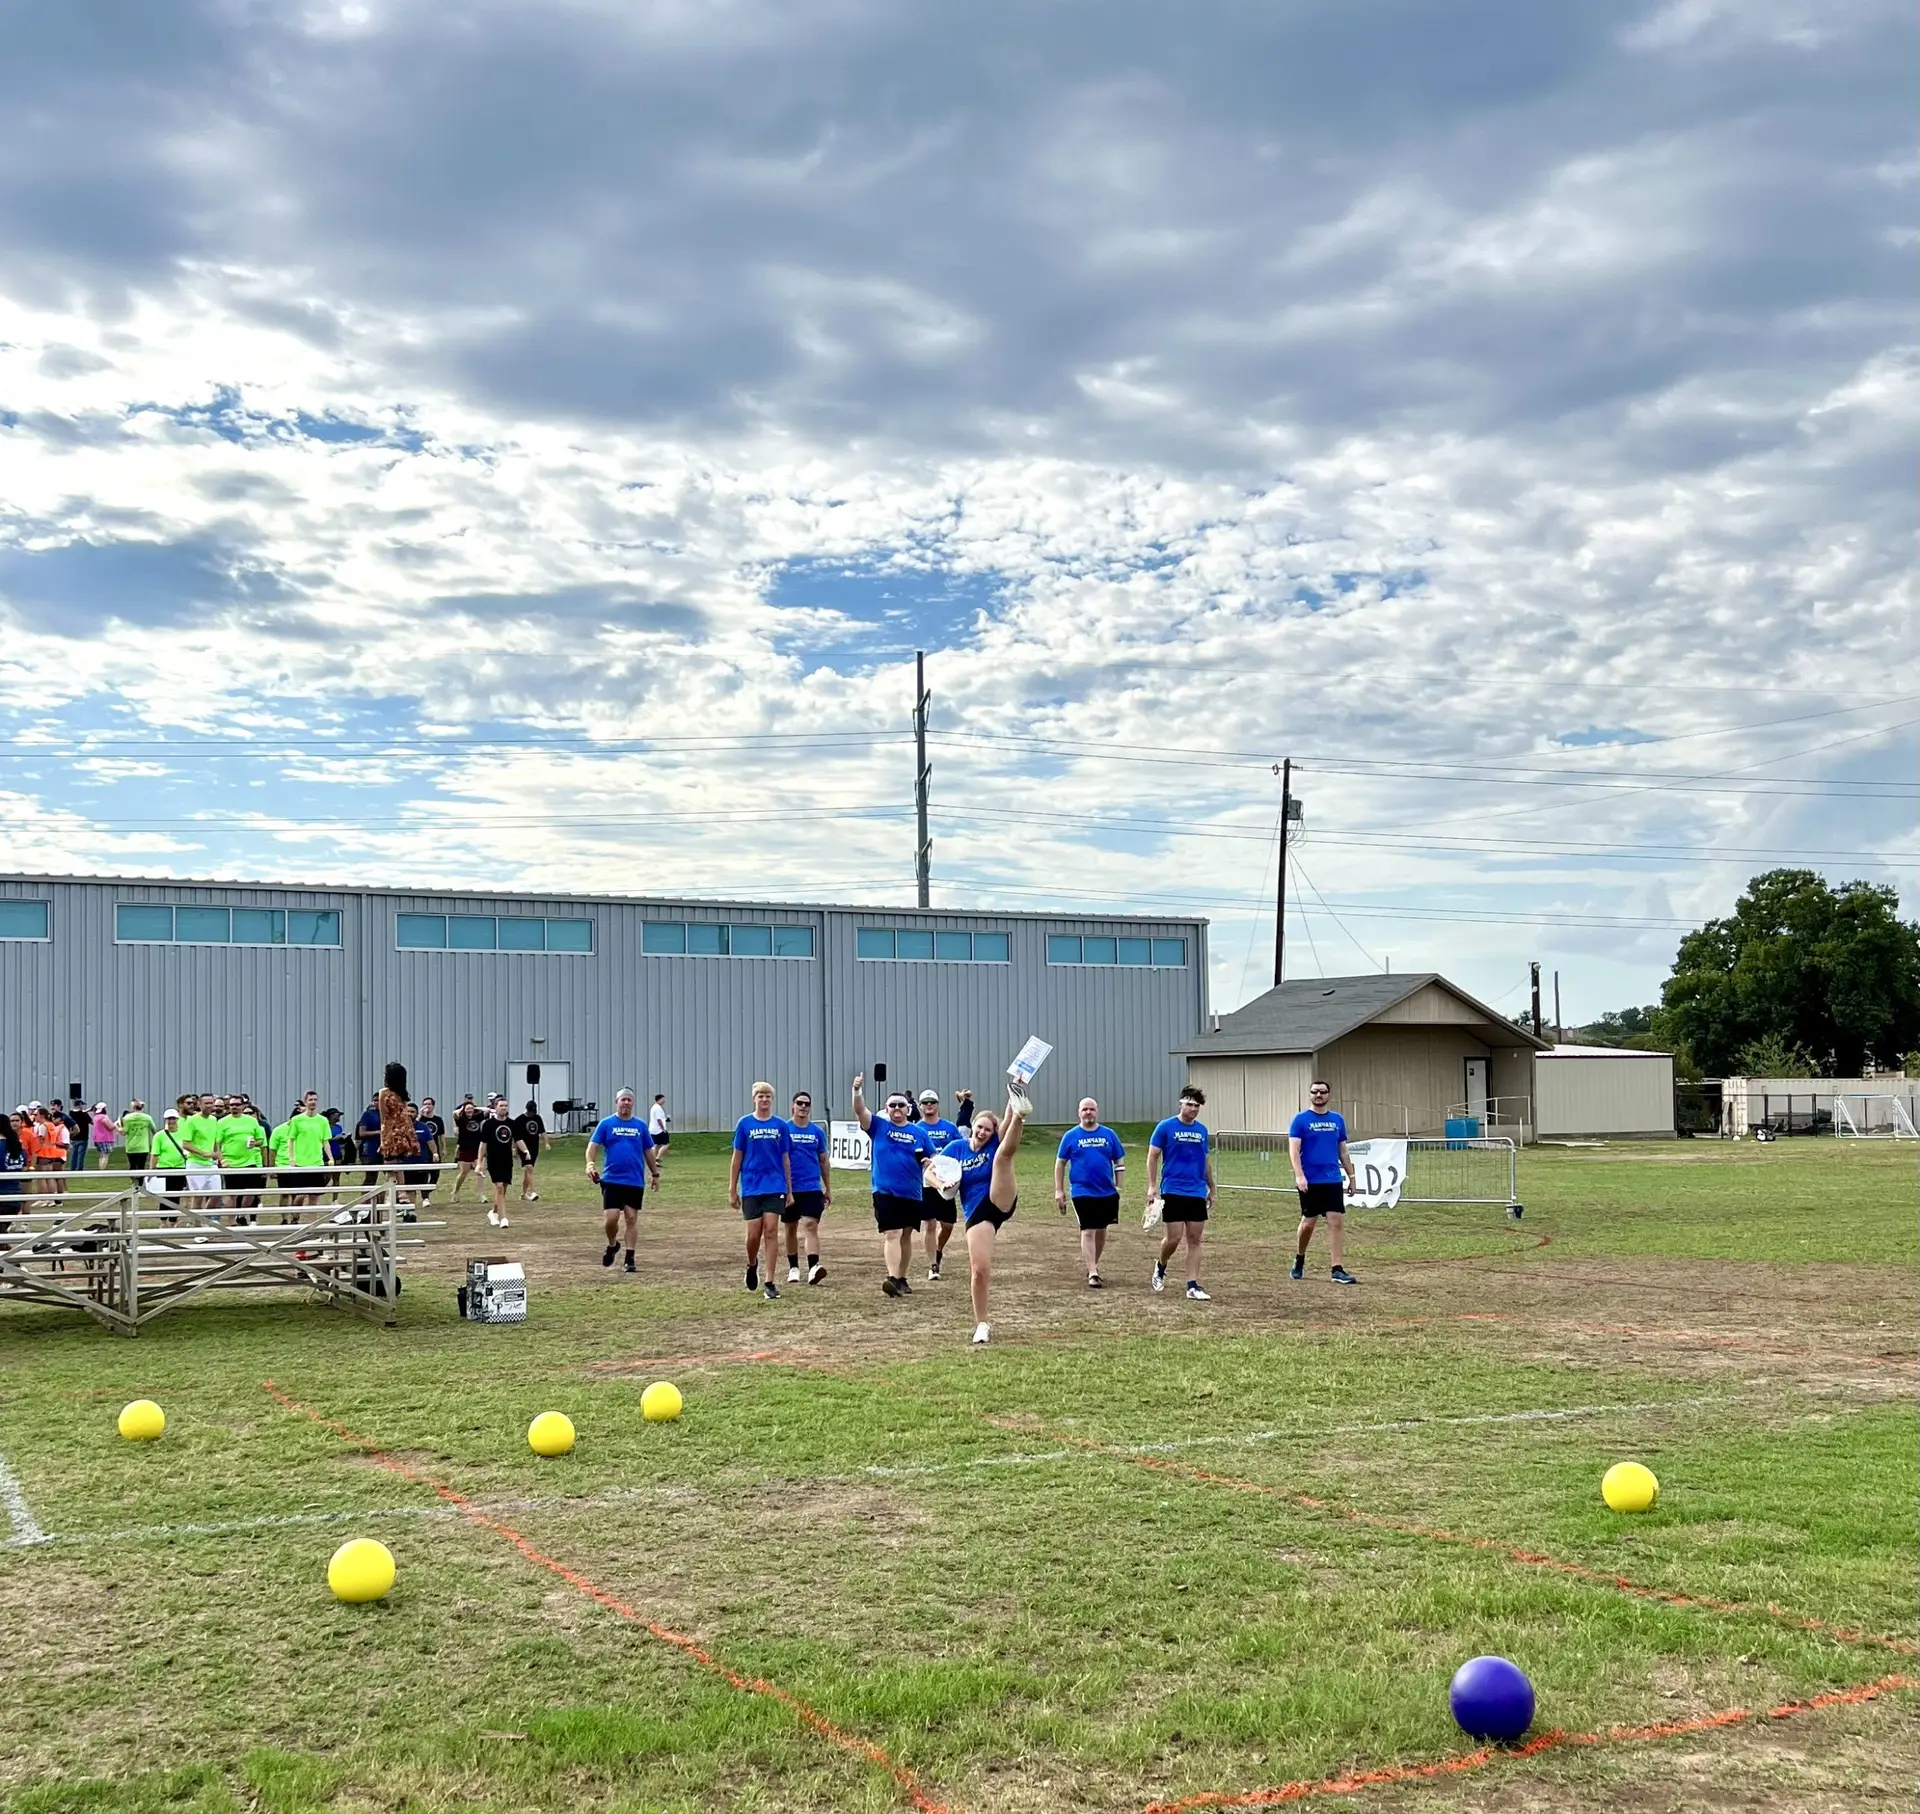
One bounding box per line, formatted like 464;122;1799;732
0;878;1206;1127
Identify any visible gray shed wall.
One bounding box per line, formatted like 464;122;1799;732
0;878;1205;1129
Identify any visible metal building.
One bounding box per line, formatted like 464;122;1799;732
0;874;1207;1129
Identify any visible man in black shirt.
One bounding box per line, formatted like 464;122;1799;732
479;1098;525;1228
512;1098;545;1202
451;1094;487;1200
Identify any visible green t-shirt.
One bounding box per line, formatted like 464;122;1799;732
216;1115;263;1167
177;1114;219;1165
149;1129;188;1169
269;1122;293;1168
286;1113;332;1169
121;1110;156;1155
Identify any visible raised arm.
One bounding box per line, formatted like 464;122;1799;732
851;1073;873;1133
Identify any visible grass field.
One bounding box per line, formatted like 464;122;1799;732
1;1133;1915;1813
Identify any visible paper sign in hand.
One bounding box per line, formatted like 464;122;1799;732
1007;1036;1054;1085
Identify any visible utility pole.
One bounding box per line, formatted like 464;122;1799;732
1553;970;1563;1045
1530;962;1543;1040
913;650;932;909
1273;759;1298;988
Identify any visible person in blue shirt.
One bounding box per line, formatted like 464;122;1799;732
1054;1097;1126;1288
781;1090;833;1286
852;1072;937;1298
1148;1085;1215;1301
952;1083;1031;1344
1289;1079;1358;1285
730;1082;794;1300
586;1087;661;1274
913;1089;967;1283
355;1095;382;1187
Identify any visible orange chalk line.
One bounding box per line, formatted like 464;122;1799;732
1037;1433;1918;1660
259;1381;951;1814
1135;1673;1918;1812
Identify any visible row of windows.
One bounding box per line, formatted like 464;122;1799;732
0;902;50;940
643;921;815;958
856;927;1009;963
116;905;343;947
1048;935;1187;967
396;914;593;953
1;899;1190;970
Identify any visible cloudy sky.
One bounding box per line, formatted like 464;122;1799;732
1;0;1912;1020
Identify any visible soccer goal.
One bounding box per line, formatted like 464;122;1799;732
1213;1132;1522;1216
1832;1094;1919;1139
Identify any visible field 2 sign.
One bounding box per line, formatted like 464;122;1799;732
1344;1138;1407;1208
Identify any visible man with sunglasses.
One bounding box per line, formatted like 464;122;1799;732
851;1072;936;1298
1289;1079;1358;1284
781;1089;832;1285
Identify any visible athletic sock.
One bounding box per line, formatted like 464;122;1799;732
807;1253;819;1270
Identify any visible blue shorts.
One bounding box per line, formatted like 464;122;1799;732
741;1192;786;1220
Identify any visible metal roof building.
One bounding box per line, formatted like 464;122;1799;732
0;874;1208;1129
1178;972;1548;1137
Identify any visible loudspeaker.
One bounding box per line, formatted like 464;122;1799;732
873;1062;887;1083
527;1062;541;1085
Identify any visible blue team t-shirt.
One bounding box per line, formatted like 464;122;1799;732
785;1120;828;1193
918;1116;963;1157
356;1106;380;1162
591;1114;655;1186
1057;1124;1125;1198
1289;1110;1349;1184
1150;1115;1211;1197
732;1114;793;1196
869;1116;933;1197
956;1135;998;1216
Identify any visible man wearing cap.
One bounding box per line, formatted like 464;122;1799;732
913;1090;967;1282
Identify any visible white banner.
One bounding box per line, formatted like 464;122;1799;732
1343;1139;1407;1209
829;1120;871;1172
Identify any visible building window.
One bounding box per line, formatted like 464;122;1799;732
1048;934;1185;967
396;913;593;953
115;904;341;947
641;921;814;958
856;927;1010;962
0;901;50;940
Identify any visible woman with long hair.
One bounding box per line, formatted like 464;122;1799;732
951;1083;1031;1346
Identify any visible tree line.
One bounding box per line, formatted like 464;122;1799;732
1572;869;1919;1080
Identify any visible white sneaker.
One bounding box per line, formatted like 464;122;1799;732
486;1209;501;1227
522;1191;539;1202
786;1265;801;1283
927;1264;941;1283
1186;1282;1211;1302
497;1211;510;1228
807;1263;826;1285
972;1322;991;1345
1151;1266;1166;1293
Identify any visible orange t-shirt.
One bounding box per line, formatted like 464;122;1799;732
36;1121;68;1162
19;1123;41;1163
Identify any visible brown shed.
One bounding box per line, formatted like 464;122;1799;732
1176;972;1549;1138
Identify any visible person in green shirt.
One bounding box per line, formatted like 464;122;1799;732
177;1094;222;1212
216;1101;266;1225
120;1101;156;1170
284;1090;334;1217
148;1111;191;1225
266;1113;296;1220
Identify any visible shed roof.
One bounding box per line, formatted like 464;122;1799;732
1177;972;1551;1057
1545;1043;1673;1060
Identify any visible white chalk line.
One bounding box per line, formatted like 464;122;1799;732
1;1393;1754;1550
0;1448;48;1547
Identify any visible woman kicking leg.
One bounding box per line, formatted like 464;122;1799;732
955;1085;1030;1346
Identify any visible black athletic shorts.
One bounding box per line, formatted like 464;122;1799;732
873;1190;923;1233
655;1131;671;1147
486;1152;515;1185
921;1184;957;1225
601;1182;646;1213
966;1195;1016;1232
521;1136;540;1165
1073;1193;1120;1230
1298;1180;1346;1218
222;1168;260;1193
1161;1191;1209;1223
782;1189;826;1224
280;1170;323;1191
405;1167;432;1188
741;1191;785;1221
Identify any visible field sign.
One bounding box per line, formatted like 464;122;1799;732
829;1119;871;1170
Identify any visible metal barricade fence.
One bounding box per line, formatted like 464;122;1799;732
1213;1132;1522;1216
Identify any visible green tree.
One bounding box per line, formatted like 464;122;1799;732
1572;1005;1658;1046
1660;869;1920;1077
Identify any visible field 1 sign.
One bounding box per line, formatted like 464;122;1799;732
829;1120;871;1171
1344;1139;1407;1209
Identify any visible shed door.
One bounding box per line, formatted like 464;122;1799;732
506;1061;571;1125
1463;1057;1489;1120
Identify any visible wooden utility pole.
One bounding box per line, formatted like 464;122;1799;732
913;651;932;909
1530;962;1543;1040
1273;759;1293;987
